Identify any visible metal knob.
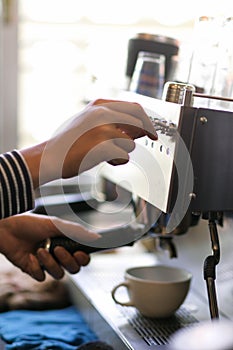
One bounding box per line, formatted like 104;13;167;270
162;81;195;106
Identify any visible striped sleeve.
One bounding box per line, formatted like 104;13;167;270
0;150;35;218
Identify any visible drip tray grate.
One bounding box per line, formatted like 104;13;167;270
119;305;198;346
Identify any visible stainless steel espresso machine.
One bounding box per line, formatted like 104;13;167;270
99;85;233;319
36;83;233;349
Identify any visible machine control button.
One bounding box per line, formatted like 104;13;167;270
149;116;177;135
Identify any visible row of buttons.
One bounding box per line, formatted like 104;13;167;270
149;116;177;136
144;138;171;156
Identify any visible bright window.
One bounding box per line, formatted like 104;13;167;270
17;0;232;148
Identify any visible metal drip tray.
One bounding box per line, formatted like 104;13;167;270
118;306;198;346
68;245;211;349
67;215;233;349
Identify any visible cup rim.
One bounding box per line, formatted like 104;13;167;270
125;264;192;284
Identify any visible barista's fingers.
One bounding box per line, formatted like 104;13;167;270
103;143;130;165
108;158;128;166
73;251;91;266
28;253;46;282
91;100;157;140
105;133;136;165
53;246;82;274
49;217;101;244
89;98;115;106
113;135;136;153
116;124;148;140
37;248;64;280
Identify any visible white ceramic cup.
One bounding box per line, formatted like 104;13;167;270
111;265;192;318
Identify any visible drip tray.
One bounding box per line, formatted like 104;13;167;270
119;306;198;346
68;248;211;349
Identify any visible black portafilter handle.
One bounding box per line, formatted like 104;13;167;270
44;237;106;255
42;225;146;257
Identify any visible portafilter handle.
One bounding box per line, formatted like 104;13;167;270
41;224;146;258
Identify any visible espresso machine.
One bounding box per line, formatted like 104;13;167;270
36;83;233;348
98;84;233;316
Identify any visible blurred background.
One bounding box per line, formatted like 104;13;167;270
0;0;232;152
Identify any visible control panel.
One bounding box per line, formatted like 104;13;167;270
100;92;233;215
100;92;187;214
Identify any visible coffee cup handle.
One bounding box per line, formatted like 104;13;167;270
111;282;134;307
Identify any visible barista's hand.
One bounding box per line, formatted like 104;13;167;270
21;99;157;188
0;213;99;281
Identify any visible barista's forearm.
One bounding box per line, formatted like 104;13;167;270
20;141;51;189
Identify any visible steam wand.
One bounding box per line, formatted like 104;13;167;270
203;212;221;319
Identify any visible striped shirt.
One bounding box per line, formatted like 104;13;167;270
0;150;35;219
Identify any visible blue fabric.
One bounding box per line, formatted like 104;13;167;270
0;306;98;349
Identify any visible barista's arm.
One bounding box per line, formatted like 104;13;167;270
21;99;157;189
0;99;157;219
0;150;34;219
